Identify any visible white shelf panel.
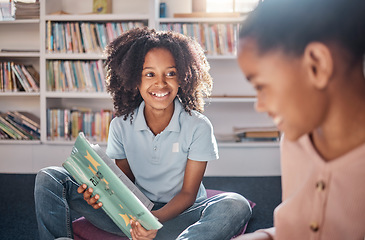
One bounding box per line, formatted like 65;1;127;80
207;97;256;103
0;140;41;144
45;53;106;60
218;141;280;148
44;140;107;146
0;92;40;96
44;14;150;22
158;17;246;23
45;91;111;99
0;52;40;58
0;19;40;24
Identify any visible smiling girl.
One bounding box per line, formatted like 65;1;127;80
35;28;252;240
235;0;365;239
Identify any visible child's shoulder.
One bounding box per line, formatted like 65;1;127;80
180;109;213;128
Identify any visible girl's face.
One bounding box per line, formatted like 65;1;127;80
139;48;179;114
237;38;327;141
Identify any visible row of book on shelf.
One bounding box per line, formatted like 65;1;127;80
216;126;281;143
0;111;40;140
46;21;145;54
47;108;113;142
0;109;280;143
159;23;239;56
45;21;239;56
0;62;40;92
47;60;106;92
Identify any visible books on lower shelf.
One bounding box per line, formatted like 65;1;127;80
46;60;106;92
62;132;162;238
0;111;40;140
1;62;40;92
159;22;239;56
233;126;281;142
47;108;113;142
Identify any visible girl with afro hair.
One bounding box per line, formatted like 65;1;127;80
35;27;252;240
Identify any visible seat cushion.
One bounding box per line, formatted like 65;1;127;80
73;189;255;240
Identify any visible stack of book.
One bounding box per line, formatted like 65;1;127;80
0;111;40;140
0;62;40;92
14;0;40;19
233;126;281;142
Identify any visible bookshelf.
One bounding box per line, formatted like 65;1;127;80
0;0;280;176
0;18;41;143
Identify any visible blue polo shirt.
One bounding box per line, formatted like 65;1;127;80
106;98;218;203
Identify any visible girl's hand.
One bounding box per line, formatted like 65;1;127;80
77;184;103;209
130;220;158;240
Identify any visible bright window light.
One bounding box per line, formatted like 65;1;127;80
206;0;234;13
235;0;260;12
206;0;260;13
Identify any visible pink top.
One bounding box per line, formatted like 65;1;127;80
262;135;365;240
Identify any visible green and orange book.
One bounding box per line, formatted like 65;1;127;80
63;132;162;239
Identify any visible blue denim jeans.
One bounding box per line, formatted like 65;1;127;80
35;167;252;240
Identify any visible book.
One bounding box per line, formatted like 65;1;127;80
233;126;281;141
62;133;162;238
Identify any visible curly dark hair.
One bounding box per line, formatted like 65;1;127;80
105;27;213;121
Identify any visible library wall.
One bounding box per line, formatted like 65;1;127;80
0;0;281;176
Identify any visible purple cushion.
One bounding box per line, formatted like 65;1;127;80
73;189;255;240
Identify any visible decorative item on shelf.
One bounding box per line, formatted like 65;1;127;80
233;126;281;142
159;2;166;18
92;0;112;14
0;1;14;21
192;0;206;12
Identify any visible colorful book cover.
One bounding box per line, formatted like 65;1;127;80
62;132;162;238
